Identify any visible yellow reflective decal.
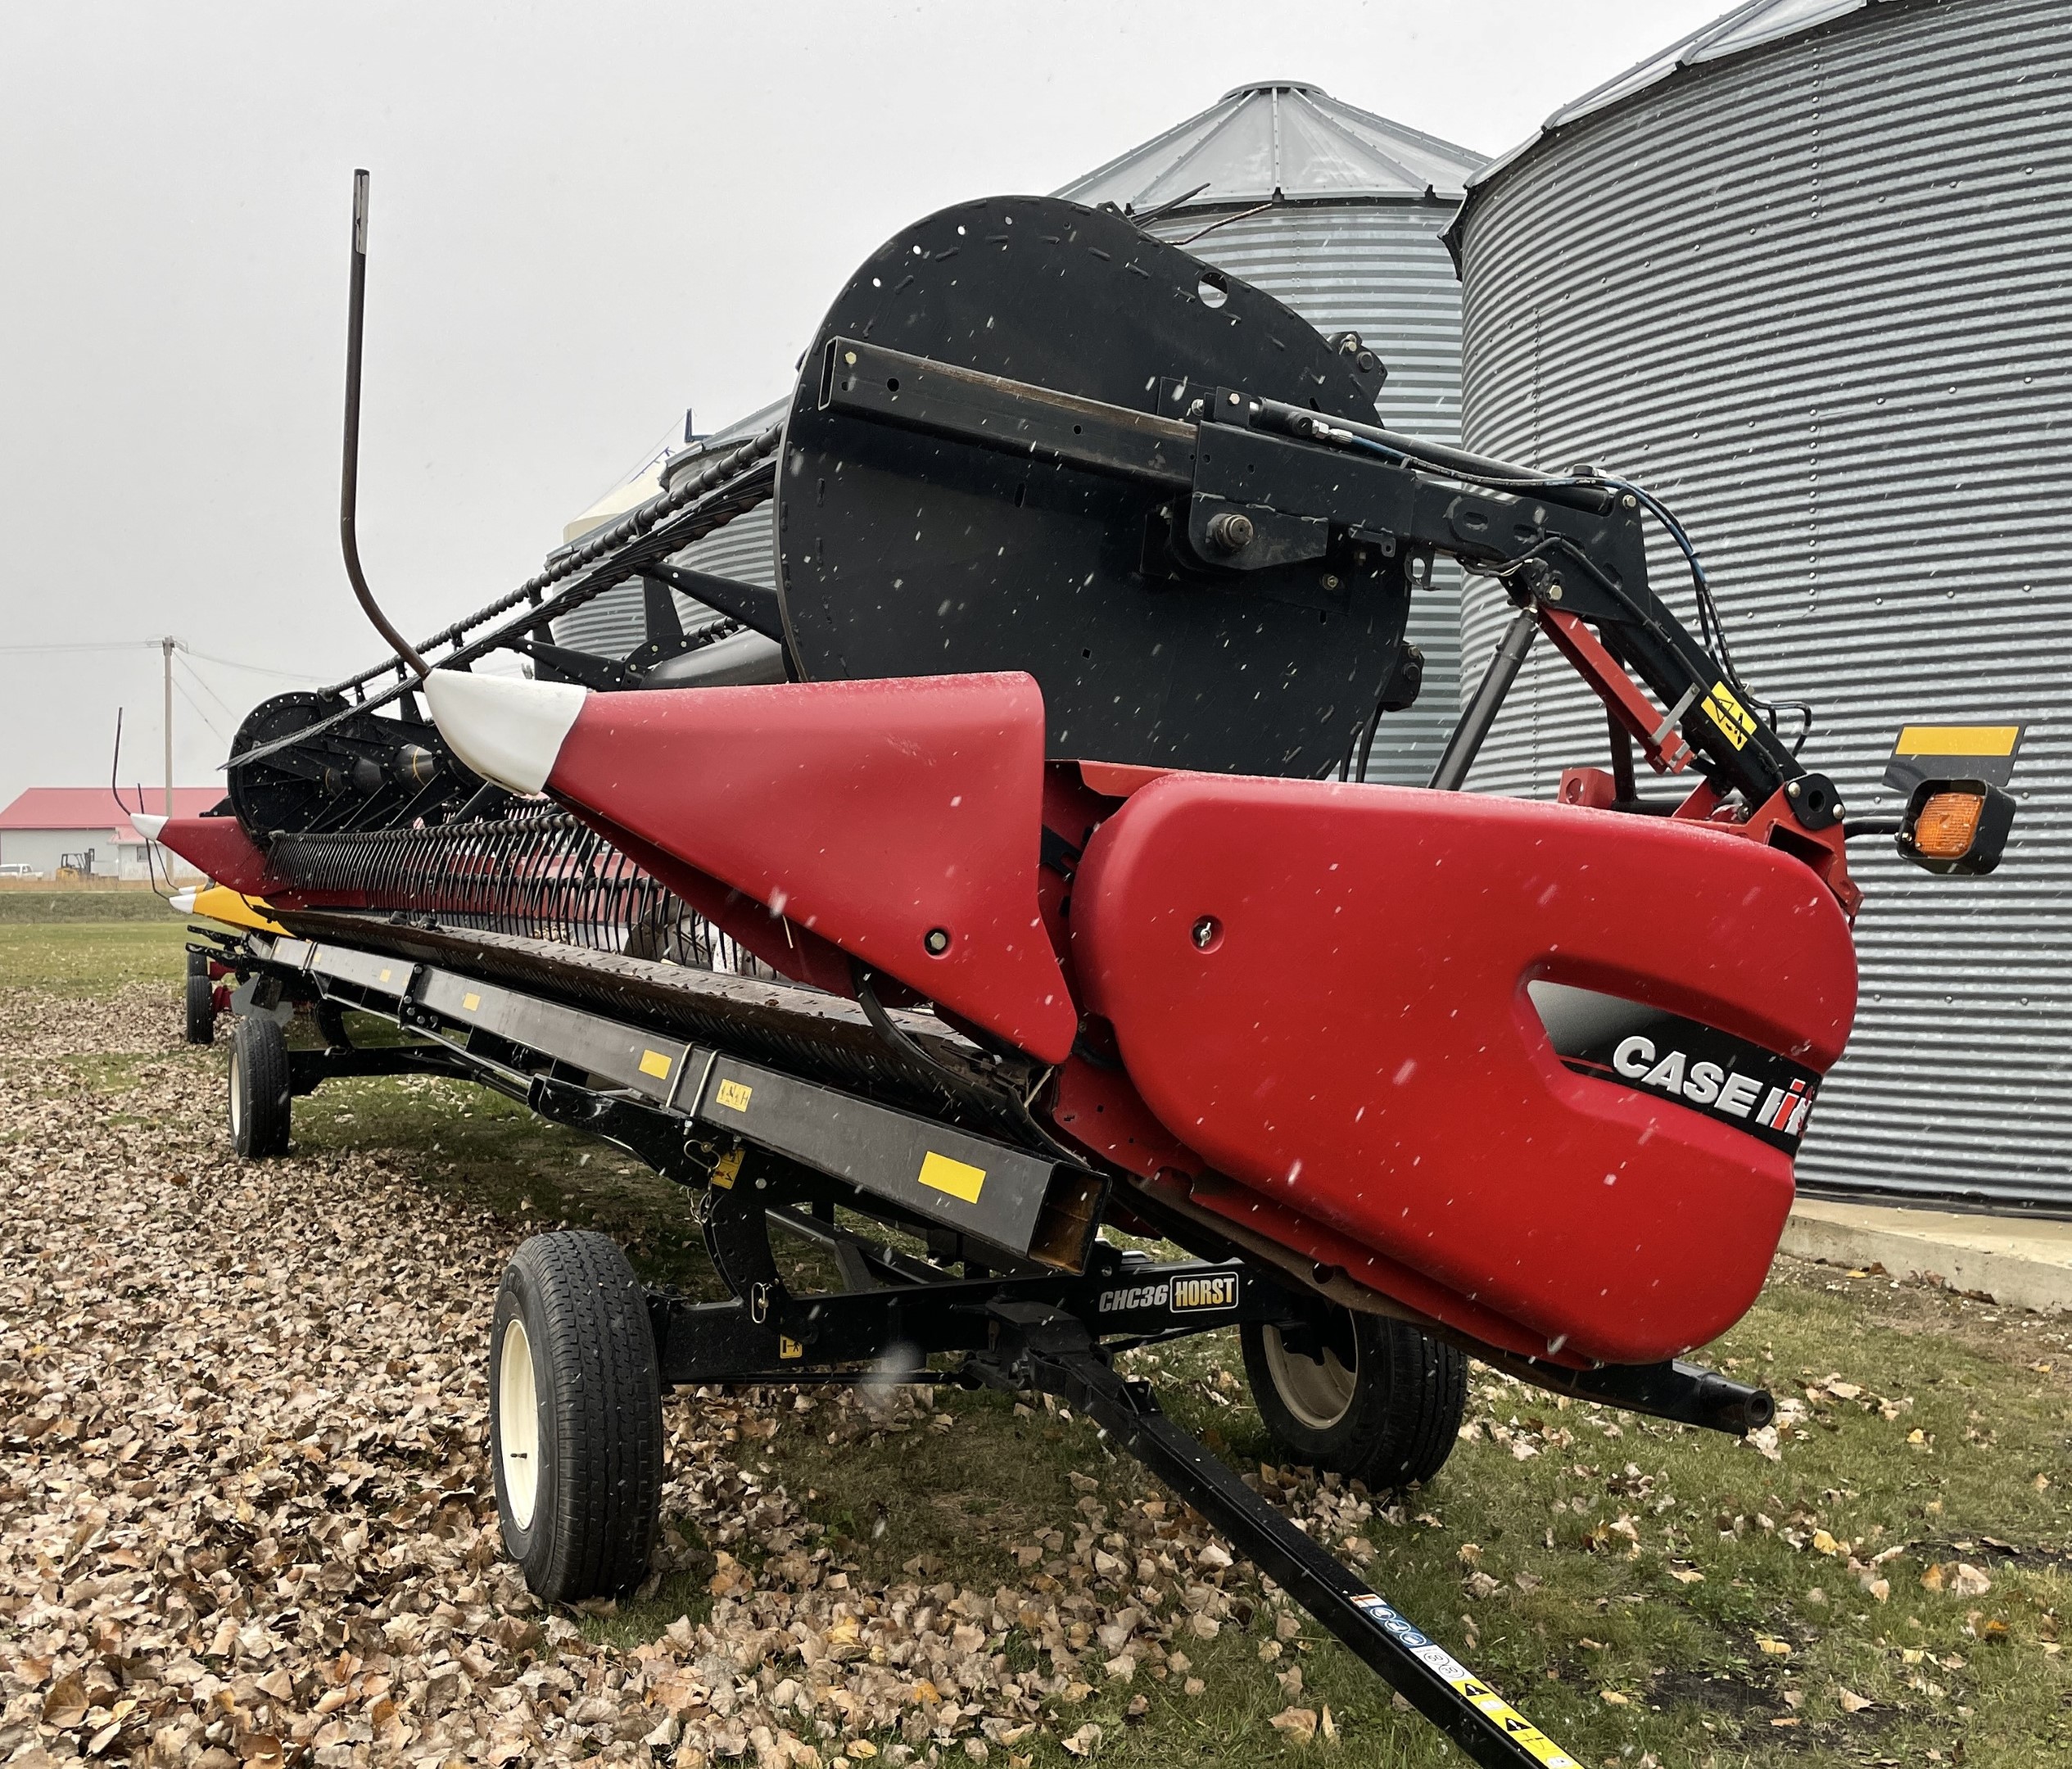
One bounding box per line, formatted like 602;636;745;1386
639;1049;672;1080
1893;723;2021;758
462;992;481;1012
714;1079;753;1112
918;1151;987;1204
378;968;392;984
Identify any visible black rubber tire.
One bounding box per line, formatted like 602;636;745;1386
184;972;217;1046
489;1232;663;1603
1241;1309;1467;1489
228;1013;291;1158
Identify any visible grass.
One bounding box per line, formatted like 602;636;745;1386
0;916;189;992
10;915;2071;1765
0;884;189;922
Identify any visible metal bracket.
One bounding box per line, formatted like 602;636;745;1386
980;1306;1581;1769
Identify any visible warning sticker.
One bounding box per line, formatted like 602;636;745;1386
1701;681;1758;751
714;1079;753;1113
1350;1594;1577;1767
639;1049;672;1080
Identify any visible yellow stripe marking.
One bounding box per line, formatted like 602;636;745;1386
1894;724;2020;758
639;1049;672;1080
918;1151;987;1204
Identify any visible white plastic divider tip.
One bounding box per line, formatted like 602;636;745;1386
423;669;587;796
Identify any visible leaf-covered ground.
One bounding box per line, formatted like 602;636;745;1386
2;918;2069;1767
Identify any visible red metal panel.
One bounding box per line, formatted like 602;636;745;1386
1072;775;1858;1364
544;673;1079;1062
152;817;308;906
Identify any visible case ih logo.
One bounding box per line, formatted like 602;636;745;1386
1098;1273;1241;1314
1527;981;1822;1156
1610;1038;1813;1140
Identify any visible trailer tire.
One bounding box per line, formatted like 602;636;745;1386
185;955;218;1046
228;1013;291;1157
1241;1310;1465;1490
489;1233;663;1603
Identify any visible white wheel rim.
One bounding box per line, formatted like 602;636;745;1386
498;1318;541;1529
1262;1323;1359;1432
228;1053;245;1137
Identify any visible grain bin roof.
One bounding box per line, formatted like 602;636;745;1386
1464;0;1907;196
1056;82;1482;214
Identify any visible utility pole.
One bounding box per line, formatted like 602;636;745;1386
161;636;175;821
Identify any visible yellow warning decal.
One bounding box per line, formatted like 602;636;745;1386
1449;1677;1577;1767
639;1049;672;1080
778;1336;804;1360
378;968;392;984
462;992;481;1012
714;1078;753;1112
709;1147;744;1190
918;1151;987;1204
1893;723;2021;758
1701;681;1758;751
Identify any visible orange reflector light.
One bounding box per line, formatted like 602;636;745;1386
1912;790;1984;858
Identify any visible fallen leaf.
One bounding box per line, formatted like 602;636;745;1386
42;1676;88;1729
1269;1707;1319;1741
1837;1687;1873;1713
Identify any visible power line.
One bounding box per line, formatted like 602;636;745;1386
174;654;240;725
0;637;318;682
170;674;228;744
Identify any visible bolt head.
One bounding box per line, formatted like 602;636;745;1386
1787;781;1801;799
1321;573;1340;590
1191;915;1222;951
924;927;952;955
1546;583;1563;601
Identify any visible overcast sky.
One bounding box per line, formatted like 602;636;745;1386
0;0;1731;808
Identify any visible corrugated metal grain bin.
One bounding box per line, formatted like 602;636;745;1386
1060;83;1482;785
552;403;785;659
1450;0;2072;1209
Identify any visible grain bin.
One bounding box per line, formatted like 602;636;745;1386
1060;82;1482;784
1450;0;2072;1208
552;402;785;672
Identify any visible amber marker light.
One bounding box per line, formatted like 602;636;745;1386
1897;777;2016;876
1911;790;1985;858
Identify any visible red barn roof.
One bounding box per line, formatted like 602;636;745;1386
0;786;221;844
